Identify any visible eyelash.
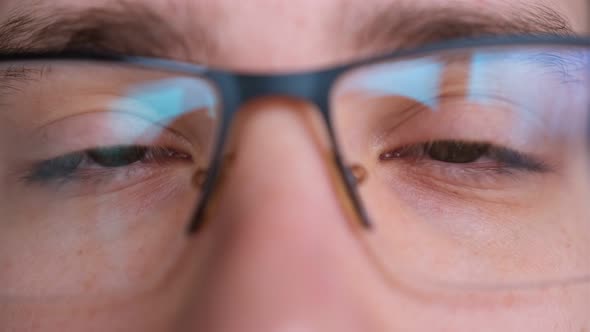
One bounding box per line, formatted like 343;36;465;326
378;140;550;185
23;145;193;185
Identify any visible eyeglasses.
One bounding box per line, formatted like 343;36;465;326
1;36;589;297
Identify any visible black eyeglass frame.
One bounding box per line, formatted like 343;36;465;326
2;35;589;234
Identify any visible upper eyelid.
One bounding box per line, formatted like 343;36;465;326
2;50;583;139
2;108;200;170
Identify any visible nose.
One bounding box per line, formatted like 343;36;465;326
178;97;385;331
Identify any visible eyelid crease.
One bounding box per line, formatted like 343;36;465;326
26;108;199;162
369;93;506;147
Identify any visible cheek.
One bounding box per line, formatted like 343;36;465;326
372;280;590;331
0;291;185;331
0;182;195;298
460;287;590;331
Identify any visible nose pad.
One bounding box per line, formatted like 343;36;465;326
339;161;373;228
349;164;368;184
177;96;384;331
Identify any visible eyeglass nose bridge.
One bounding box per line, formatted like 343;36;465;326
186;70;372;233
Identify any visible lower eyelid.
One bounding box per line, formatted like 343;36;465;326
34;163;184;197
376;152;546;193
394;156;509;174
390;162;522;194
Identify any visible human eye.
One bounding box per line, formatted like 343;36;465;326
21;145;195;195
327;45;590;290
379;140;551;189
0;60;228;298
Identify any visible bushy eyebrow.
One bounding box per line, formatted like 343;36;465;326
0;1;578;60
0;1;205;59
352;3;576;51
0;1;206;98
0;0;581;94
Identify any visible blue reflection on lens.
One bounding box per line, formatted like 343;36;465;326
468;52;540;106
124;77;217;122
469;50;588;137
339;58;443;109
106;77;217;140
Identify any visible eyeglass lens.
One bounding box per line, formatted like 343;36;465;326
0;43;588;296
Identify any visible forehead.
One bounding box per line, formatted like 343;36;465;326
0;0;587;71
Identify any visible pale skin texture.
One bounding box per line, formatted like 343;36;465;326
0;0;589;331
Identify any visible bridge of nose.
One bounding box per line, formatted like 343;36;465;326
179;96;384;331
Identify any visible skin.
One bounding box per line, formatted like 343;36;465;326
0;0;589;331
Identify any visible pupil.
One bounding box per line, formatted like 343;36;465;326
88;146;147;167
427;141;489;164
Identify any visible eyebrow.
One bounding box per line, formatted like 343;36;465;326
0;1;578;61
351;3;576;52
0;1;208;59
0;1;580;101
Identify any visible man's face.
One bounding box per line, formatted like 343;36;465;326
0;0;589;331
